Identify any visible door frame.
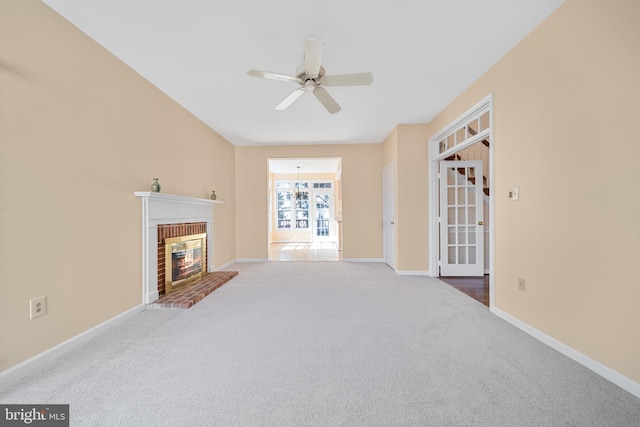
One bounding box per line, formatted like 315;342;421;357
383;162;396;269
428;93;495;308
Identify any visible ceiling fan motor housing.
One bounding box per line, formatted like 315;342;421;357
296;65;325;89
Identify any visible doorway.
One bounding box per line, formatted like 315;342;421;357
428;94;494;308
267;158;342;261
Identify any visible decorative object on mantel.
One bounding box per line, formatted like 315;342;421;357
210;190;217;200
150;178;161;193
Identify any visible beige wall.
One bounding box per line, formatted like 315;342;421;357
0;1;236;371
383;127;398;169
236;145;383;260
382;124;431;272
426;0;640;382
396;124;430;272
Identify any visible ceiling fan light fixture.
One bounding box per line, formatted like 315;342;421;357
247;38;373;114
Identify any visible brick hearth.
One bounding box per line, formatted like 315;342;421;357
151;271;238;309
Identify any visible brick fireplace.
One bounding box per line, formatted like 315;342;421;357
158;223;207;295
134;192;222;304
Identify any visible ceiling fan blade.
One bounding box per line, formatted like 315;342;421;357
304;38;324;78
323;72;374;87
313;86;341;114
275;88;305;111
247;69;301;84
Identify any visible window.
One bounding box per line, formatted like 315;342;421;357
295;186;309;229
313;182;332;189
276;181;309;229
276;182;292;228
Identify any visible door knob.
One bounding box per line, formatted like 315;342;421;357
478;221;484;225
390;221;395;225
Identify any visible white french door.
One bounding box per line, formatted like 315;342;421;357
383;163;396;269
439;160;484;276
312;192;334;242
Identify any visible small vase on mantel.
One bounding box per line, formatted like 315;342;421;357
210;190;217;200
150;178;161;193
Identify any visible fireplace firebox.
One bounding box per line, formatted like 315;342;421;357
164;233;207;294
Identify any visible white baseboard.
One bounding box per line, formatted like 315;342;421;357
214;260;239;270
342;258;385;263
234;258;269;263
491;307;640;399
0;304;146;388
145;290;159;305
396;270;432;276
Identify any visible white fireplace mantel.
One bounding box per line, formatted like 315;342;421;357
134;192;223;304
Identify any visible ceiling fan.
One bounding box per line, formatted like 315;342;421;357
247;38;373;114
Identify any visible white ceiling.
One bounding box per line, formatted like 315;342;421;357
42;0;564;147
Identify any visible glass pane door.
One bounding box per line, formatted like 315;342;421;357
312;191;334;242
315;194;330;237
439;160;484;276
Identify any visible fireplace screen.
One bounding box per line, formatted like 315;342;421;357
164;233;206;294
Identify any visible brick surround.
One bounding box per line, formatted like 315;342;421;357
157;222;208;296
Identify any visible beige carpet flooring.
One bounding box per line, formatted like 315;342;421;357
1;261;639;426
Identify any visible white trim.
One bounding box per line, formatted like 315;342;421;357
235;258;269;263
428;93;495;309
484;225;491;275
0;304;146;388
382;163;396;269
214;260;238;271
133;191;224;207
396;270;432;276
492;308;640;399
430;94;493;142
488;94;495;309
270;240;314;244
269;240;338;245
342;258;385;263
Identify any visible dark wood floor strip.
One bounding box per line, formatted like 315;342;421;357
438;275;489;307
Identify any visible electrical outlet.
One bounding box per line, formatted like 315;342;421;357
508;187;520;201
30;296;47;319
518;277;526;292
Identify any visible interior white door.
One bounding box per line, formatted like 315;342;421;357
383;164;396;269
439;160;484;276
